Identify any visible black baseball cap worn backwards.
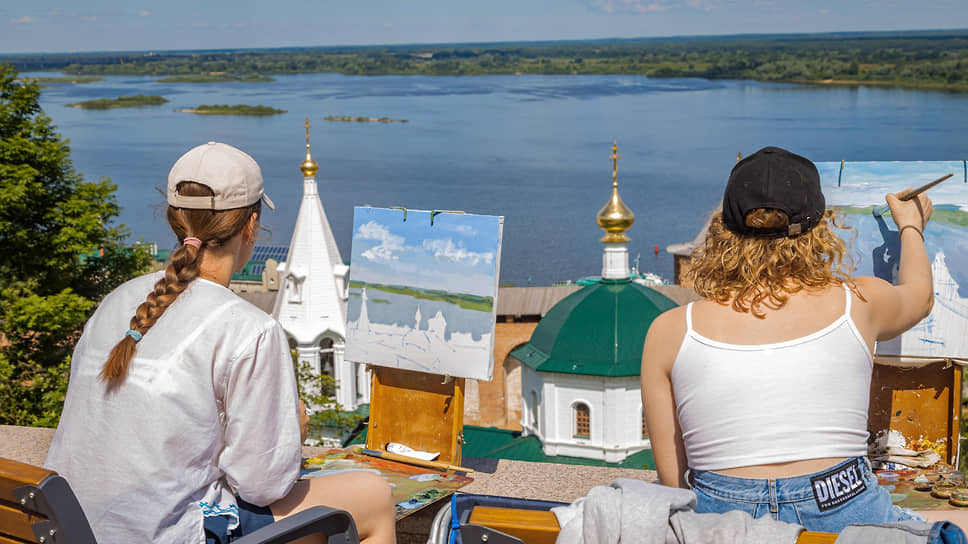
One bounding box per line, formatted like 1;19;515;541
722;146;825;238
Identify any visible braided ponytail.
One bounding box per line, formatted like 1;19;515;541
100;182;260;385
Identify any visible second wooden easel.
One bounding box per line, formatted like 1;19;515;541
364;366;467;470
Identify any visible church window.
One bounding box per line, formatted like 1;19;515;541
574;403;590;438
286;273;305;303
641;409;649;439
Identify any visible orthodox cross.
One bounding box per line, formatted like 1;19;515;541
610;141;620;188
304;118;312;150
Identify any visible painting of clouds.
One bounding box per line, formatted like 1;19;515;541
816;161;968;361
344;207;504;380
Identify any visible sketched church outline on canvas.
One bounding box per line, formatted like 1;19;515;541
348;287;494;376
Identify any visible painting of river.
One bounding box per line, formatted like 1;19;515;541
817;161;968;361
344;207;503;380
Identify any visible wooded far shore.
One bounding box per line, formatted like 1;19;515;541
4;30;968;93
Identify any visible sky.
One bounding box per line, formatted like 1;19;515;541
1;0;966;54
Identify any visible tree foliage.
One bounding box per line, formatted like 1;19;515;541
292;353;364;444
0;63;151;426
4;30;968;92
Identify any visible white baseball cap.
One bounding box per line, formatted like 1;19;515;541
167;142;275;210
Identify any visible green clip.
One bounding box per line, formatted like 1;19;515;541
389;206;408;221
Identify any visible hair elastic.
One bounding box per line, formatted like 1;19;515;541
125;329;143;342
899;225;925;243
183;237;202;249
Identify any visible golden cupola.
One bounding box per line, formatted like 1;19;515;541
300;117;319;177
596;141;634;243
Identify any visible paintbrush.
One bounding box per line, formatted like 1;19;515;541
872;173;954;217
356;447;475;473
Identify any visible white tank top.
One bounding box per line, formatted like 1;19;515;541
671;283;872;471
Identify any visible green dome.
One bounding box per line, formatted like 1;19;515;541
511;279;677;377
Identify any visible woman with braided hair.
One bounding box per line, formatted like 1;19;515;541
46;142;396;544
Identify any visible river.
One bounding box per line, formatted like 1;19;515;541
25;72;968;286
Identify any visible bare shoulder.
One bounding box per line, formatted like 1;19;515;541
853;275;892;293
648;305;687;337
643;305;688;372
851;275;896;308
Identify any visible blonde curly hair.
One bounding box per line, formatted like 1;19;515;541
687;208;859;318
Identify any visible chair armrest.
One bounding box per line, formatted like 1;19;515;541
233;505;359;544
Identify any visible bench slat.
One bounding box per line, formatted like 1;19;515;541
0;502;42;543
796;532;838;544
468;506;559;544
0;458;54;505
0;534;35;544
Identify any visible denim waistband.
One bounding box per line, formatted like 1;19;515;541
689;457;873;504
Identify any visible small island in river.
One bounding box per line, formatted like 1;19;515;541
324;115;408;123
177;104;287;116
68;94;168;109
158;73;275;83
20;75;104;84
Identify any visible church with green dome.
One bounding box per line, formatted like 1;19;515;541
509;143;678;463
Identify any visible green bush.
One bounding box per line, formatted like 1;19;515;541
0;63;150;427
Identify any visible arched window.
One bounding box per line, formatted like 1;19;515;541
574;403;590;438
641;408;649;439
317;337;336;398
319;337;335;377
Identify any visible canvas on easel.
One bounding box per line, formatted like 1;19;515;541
816;160;968;464
345;207;504;468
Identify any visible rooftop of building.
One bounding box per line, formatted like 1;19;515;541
511;278;679;377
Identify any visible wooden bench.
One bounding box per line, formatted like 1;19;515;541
466;505;838;544
0;456;359;544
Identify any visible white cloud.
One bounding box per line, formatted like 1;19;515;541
357;221;405;263
422;238;493;266
586;0;719;13
11;16;34;24
454;225;476;235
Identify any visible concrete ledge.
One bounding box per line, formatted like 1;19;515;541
0;425;657;543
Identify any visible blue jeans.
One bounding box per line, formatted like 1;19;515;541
689;457;924;533
203;496;275;544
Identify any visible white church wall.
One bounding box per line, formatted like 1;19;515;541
541;373;605;458
520;366;546;441
525;372;650;462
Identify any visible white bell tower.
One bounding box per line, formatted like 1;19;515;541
273;119;367;410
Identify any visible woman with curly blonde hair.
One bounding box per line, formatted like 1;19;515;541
642;146;934;532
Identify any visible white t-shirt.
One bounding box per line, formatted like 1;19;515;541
46;271;301;543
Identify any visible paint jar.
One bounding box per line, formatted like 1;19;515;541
951;488;968;507
912;474;933;492
877;471;900;483
932;480;957;499
938;470;964;486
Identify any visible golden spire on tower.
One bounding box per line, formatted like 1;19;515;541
596;141;635;243
300;117;319;177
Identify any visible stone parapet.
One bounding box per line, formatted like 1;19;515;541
0;425;657;543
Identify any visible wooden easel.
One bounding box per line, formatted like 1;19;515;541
869;358;964;465
365;367;467;469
